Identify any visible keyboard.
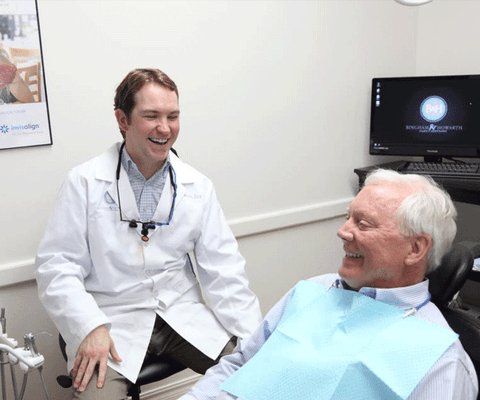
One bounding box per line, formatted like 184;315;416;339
403;161;480;177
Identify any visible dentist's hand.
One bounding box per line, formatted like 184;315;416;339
72;325;122;392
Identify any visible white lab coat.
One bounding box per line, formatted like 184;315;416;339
35;143;262;383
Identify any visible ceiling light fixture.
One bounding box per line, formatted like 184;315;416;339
394;0;432;6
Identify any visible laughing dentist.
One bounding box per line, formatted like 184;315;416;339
35;68;262;400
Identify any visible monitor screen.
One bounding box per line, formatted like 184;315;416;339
370;75;480;160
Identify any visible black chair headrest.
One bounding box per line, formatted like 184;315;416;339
440;306;480;367
427;242;474;307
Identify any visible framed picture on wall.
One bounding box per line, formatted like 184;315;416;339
0;0;52;150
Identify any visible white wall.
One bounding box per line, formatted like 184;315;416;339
1;1;477;399
415;0;480;247
416;0;480;76
0;0;418;268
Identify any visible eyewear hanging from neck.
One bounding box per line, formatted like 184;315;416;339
116;141;177;242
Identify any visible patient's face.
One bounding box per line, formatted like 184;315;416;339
336;182;417;289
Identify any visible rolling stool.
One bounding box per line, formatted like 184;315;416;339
57;335;186;400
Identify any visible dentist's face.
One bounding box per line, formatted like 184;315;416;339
115;82;180;179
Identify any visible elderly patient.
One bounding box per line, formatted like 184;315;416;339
180;169;478;400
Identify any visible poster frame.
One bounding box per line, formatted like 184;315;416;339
0;0;53;151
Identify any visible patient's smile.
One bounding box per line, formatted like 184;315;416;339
345;251;363;259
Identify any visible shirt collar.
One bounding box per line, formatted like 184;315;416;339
121;146;171;181
336;279;431;311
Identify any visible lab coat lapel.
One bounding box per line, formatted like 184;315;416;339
116;166;140;221
151;166;186;224
96;143;140;222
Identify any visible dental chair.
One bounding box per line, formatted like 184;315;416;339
427;241;480;400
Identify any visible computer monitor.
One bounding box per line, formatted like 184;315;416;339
369;74;480;162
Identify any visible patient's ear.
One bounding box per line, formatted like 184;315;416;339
405;234;432;267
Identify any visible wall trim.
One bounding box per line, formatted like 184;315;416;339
0;198;352;288
0;258;36;288
229;197;352;238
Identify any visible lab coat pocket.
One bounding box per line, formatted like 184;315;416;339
154;266;199;310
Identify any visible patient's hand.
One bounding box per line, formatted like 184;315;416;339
72;325;122;392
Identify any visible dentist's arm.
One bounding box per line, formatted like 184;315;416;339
36;170;112;378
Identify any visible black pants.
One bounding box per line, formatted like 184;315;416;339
147;314;237;374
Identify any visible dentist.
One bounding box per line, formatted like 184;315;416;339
35;68;262;399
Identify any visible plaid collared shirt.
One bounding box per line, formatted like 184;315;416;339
121;147;170;222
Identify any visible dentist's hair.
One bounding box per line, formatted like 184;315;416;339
114;68;178;137
364;169;457;273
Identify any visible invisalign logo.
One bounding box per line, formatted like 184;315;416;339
11;123;40;131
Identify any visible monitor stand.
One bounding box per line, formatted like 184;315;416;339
424;156;442;163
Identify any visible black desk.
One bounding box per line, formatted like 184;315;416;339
354;160;480;205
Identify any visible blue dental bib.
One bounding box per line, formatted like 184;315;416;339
220;280;457;400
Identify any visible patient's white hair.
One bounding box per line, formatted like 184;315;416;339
364;169;457;273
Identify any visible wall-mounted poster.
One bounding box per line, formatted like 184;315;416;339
0;0;52;150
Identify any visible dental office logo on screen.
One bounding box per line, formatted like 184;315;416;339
406;95;462;134
420;96;448;123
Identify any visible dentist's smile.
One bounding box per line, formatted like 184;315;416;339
149;138;168;145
